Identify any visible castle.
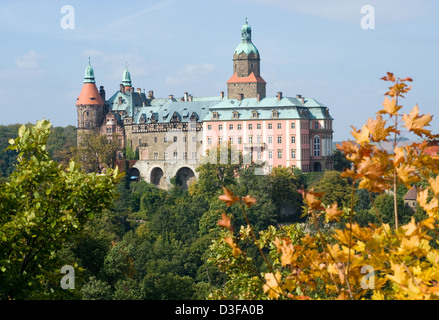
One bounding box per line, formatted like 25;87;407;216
76;19;334;189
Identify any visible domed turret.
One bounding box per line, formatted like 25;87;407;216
84;57;96;83
235;18;259;56
122;63;132;89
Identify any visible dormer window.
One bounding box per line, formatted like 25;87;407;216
232;111;239;119
212;112;219;120
251;110;258;119
271;110;279;118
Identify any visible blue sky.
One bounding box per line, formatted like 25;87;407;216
1;0;438;141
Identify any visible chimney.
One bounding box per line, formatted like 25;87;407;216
296;94;302;99
137;88;141;94
120;84;125;93
148;90;154;99
220;91;224;99
238;93;244;101
257;93;261;102
188;95;193;102
99;86;106;101
277;92;282;101
169;94;174;99
184;92;188;101
302;97;305;104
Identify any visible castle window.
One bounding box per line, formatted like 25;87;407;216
154;152;158;160
257;124;261;129
268;123;272;129
277;150;282;159
291;149;296;159
212;112;219;119
208;125;212;130
248;124;252;130
268;136;273;144
154;137;157;143
237;124;242;130
232;111;239;119
252;111;258;119
238;137;242;144
208;137;212;145
291;122;295;129
229;124;233;130
272;110;279;118
277;123;282;129
314;122;319;129
218;124;223;130
277;136;282;144
174;136;177;142
291;135;296;144
268;151;273;159
313;136;321;157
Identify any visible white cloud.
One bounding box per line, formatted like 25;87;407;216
15;50;44;69
241;0;431;23
166;63;216;86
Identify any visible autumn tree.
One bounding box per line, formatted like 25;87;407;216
211;74;439;300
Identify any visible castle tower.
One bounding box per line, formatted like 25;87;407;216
76;59;104;143
227;19;266;99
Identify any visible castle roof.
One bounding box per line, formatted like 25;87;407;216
76;60;104;106
227;72;266;84
235;18;259;56
76;83;104;106
404;185;418;201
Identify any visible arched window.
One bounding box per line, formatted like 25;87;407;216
313;136;321;157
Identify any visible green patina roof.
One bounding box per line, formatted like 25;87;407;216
84;58;95;83
235;19;259;56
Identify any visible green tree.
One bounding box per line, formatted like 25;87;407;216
73;131;121;173
313;170;357;208
0;120;121;299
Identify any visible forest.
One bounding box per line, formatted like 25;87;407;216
1;74;439;300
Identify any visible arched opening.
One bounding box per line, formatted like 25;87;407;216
174;167;195;190
128;168;140;181
313;162;322;173
150;167;164;186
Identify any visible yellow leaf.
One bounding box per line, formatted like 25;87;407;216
367;114;389;142
351;124;370;145
325;203;343;222
379;97;402;116
263;272;283;299
402;105;433;137
428;175;439;196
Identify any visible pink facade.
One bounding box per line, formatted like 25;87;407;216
203;117;331;173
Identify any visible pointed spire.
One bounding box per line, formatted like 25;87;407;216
84;57;96;83
122;61;132;88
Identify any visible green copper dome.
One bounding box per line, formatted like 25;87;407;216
234;18;259;56
84;58;95;83
122;63;132;87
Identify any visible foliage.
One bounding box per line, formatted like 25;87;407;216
0;120;121;299
73;130;121;173
210;74;439;300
